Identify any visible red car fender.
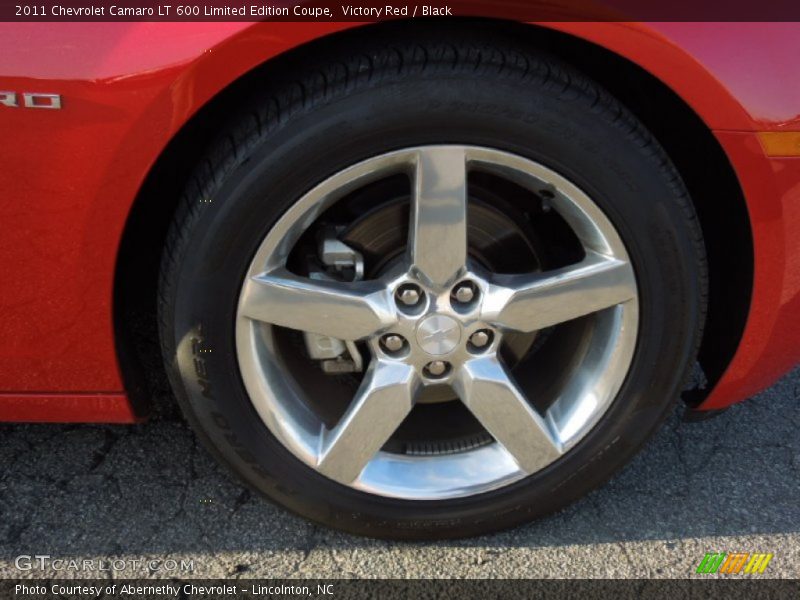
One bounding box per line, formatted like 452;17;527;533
0;21;798;420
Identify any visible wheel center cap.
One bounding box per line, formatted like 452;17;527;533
416;315;461;355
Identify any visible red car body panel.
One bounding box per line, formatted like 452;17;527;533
0;21;799;421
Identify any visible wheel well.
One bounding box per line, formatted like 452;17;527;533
114;19;752;416
528;27;753;405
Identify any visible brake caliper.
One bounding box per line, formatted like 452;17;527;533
303;227;365;374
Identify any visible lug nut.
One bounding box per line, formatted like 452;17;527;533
469;329;493;349
424;360;450;378
381;334;406;354
452;282;476;304
396;284;422;307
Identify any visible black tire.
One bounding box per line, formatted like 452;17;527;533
158;26;707;539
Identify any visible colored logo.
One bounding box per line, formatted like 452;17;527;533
696;552;773;574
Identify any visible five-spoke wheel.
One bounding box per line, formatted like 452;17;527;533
236;146;638;498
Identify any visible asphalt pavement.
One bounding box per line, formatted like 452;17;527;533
1;367;798;579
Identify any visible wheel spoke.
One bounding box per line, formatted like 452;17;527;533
409;146;468;288
454;357;562;473
318;360;420;483
482;251;636;333
239;268;394;340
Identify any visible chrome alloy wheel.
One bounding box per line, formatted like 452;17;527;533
235;146;639;500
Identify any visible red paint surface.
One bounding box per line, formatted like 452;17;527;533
0;394;139;423
0;21;799;421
